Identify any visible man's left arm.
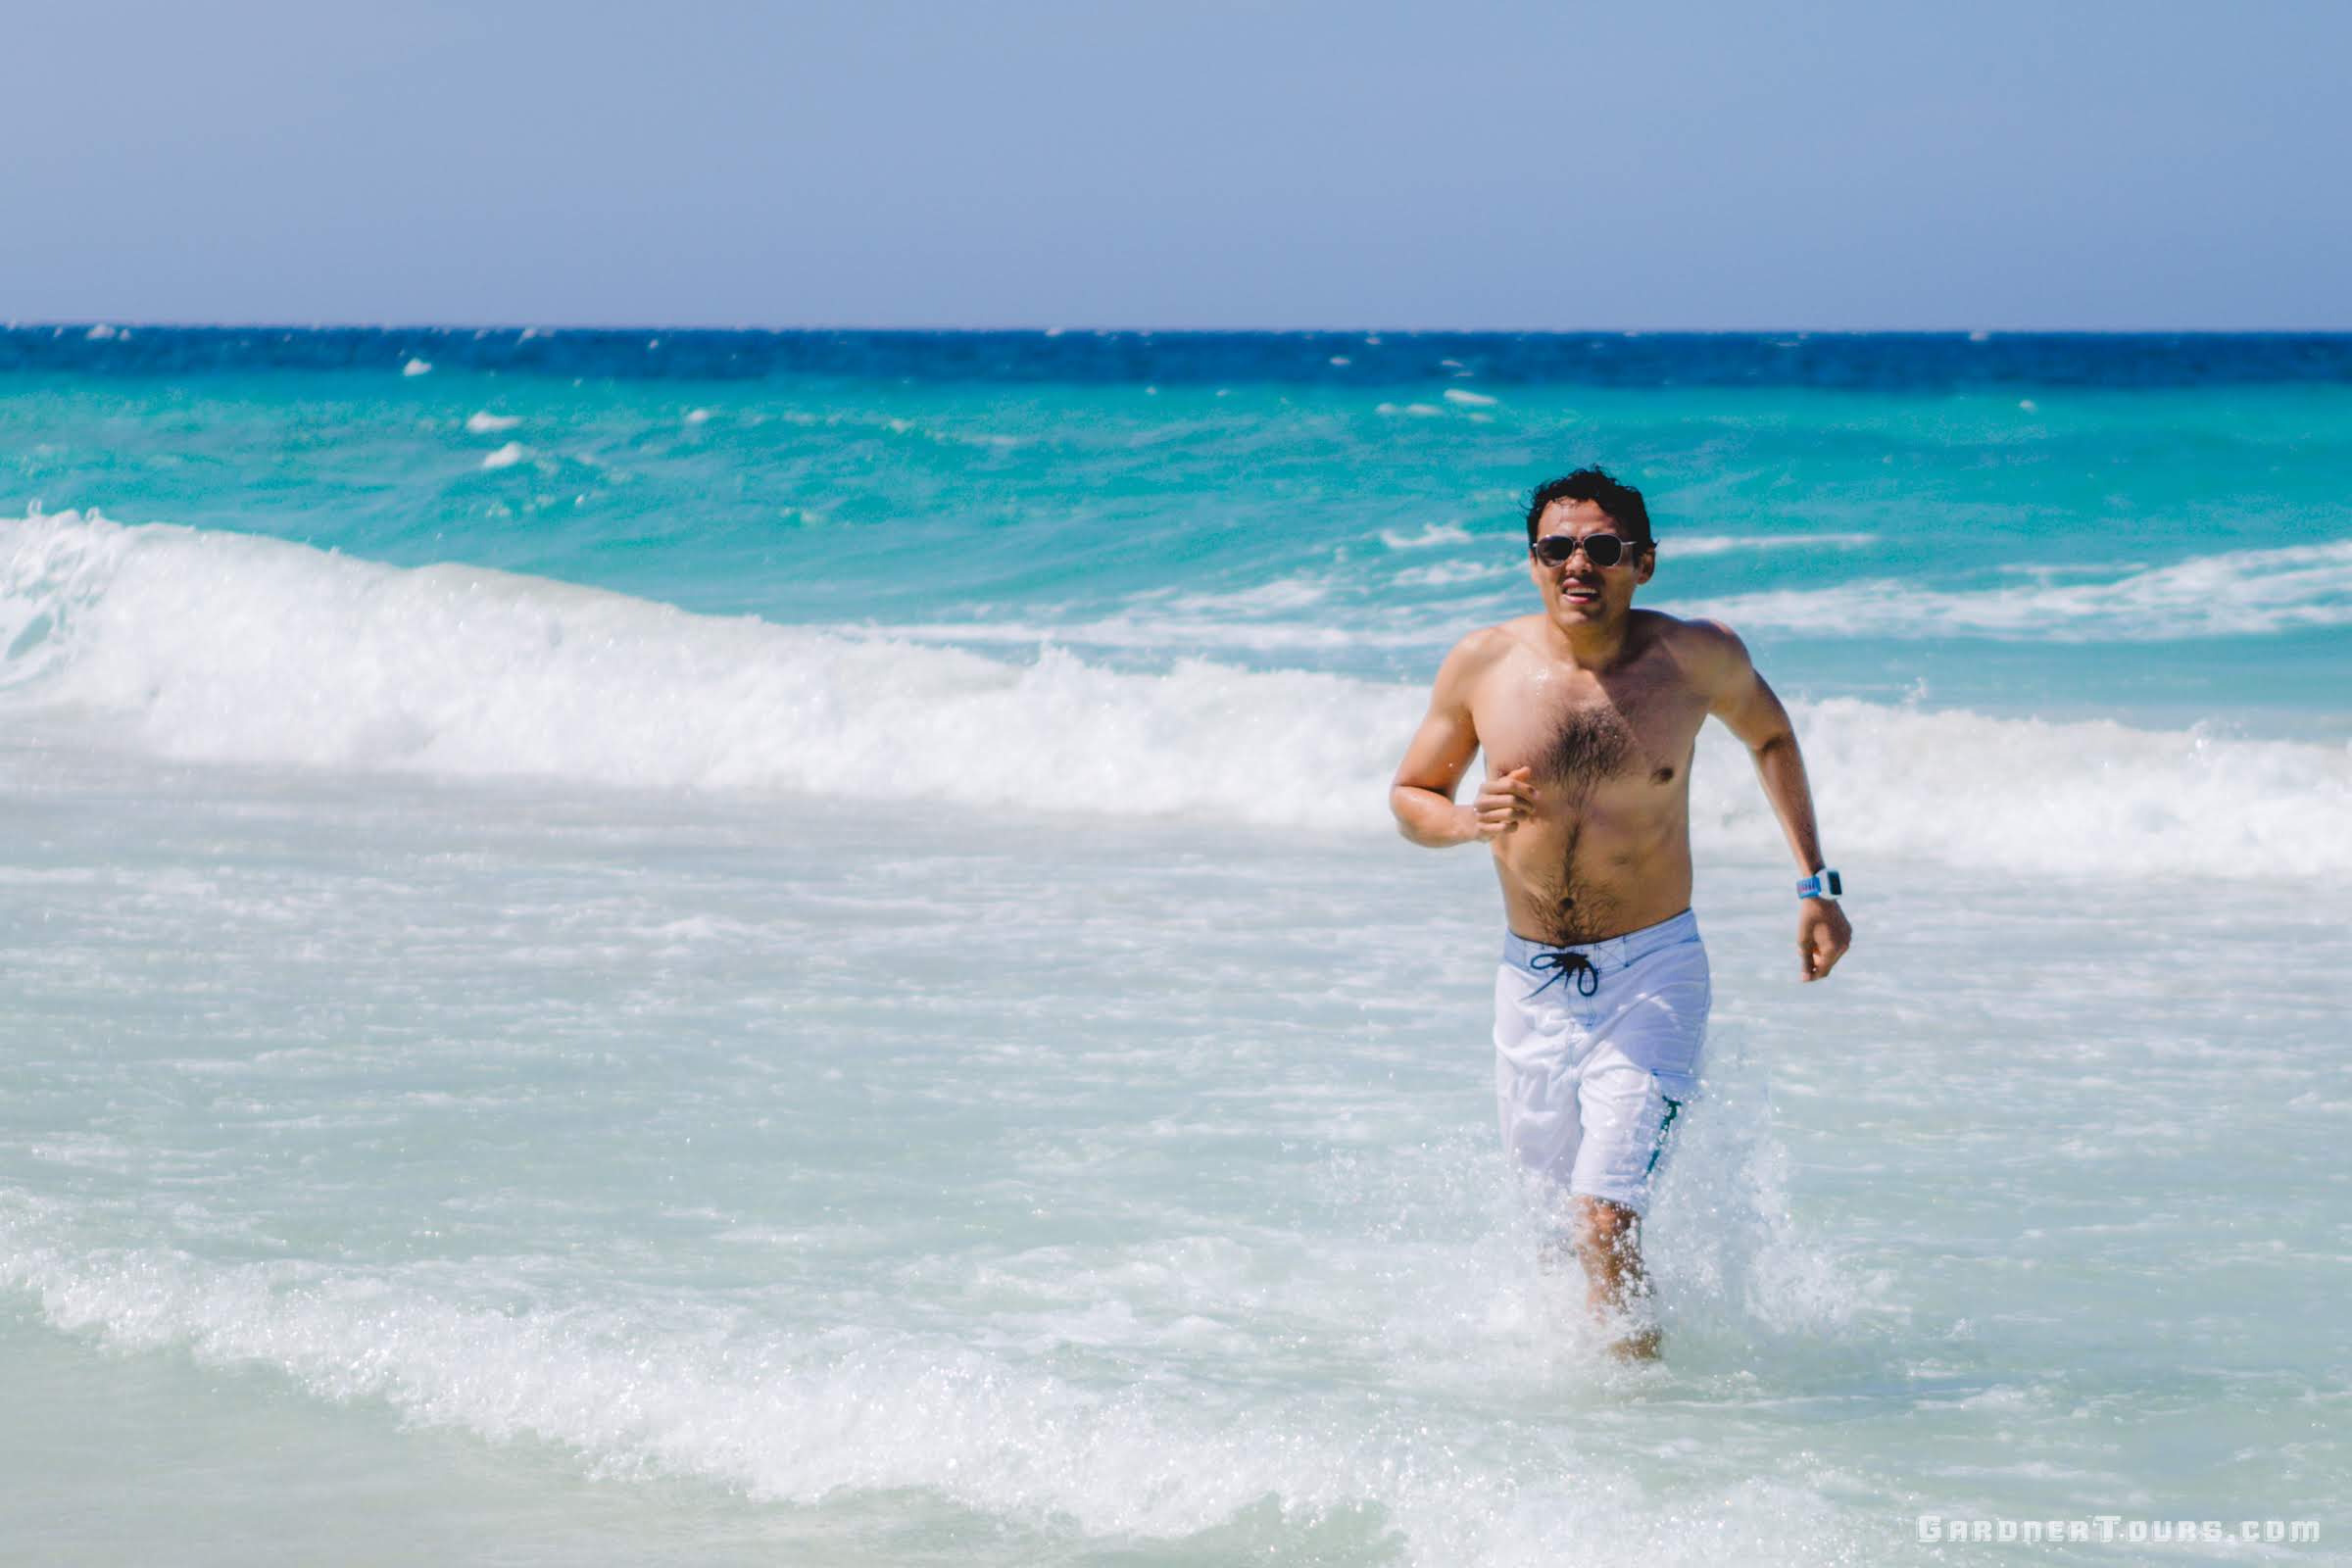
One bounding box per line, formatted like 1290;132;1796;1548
1689;619;1853;983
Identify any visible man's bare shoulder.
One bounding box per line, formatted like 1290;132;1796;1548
1633;610;1754;691
1637;606;1749;658
1435;617;1541;682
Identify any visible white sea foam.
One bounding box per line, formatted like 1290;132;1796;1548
0;1217;1275;1536
1381;521;1472;550
1442;388;1497;408
848;613;1401;653
0;1201;1871;1563
852;579;1359;655
0;512;1411;822
1667;532;1877;558
1671;539;2352;640
402;358;432;377
1158;576;1330;613
465;411;522;434
479;442;528;469
1394;560;1507;588
2;513;2345;880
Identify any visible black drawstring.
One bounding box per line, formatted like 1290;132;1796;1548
1527;949;1599;998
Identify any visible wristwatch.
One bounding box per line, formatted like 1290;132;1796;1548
1796;869;1843;901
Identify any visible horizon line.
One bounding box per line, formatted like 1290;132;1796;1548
12;320;2352;339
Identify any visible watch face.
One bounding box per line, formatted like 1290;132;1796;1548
1825;871;1842;896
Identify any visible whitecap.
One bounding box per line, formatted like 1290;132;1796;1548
1666;538;2352;641
1669;532;1876;557
1394;560;1503;587
1379;521;1473;550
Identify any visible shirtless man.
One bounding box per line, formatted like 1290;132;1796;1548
1390;466;1851;1358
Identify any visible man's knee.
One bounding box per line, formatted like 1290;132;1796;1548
1571;1194;1642;1254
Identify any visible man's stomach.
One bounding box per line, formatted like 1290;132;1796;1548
1489;813;1694;947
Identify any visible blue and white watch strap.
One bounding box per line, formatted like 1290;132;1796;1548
1797;869;1843;901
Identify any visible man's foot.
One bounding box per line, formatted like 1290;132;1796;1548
1606;1325;1662;1362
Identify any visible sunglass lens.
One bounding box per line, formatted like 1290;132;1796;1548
1537;534;1627;567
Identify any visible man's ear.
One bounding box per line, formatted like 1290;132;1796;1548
1635;547;1657;586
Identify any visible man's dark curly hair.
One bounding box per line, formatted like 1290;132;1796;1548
1524;467;1653;547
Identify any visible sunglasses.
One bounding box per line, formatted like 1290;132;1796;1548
1530;531;1645;568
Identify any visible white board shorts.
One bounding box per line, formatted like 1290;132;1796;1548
1493;909;1710;1216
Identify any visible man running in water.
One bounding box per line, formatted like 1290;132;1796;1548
1390;467;1851;1358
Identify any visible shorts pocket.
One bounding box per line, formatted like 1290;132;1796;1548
1613;975;1710;1085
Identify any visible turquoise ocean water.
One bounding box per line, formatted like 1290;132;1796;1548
2;328;2348;1564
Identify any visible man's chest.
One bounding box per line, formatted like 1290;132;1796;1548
1472;662;1708;787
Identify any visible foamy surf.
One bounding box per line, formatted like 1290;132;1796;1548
1674;539;2352;640
4;511;2346;880
0;1190;1888;1565
0;1018;1873;1558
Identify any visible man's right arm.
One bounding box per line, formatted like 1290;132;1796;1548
1389;631;1532;848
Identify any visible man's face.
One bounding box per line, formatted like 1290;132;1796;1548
1527;498;1654;628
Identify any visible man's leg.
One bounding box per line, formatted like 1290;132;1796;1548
1565;1054;1687;1360
1571;1195;1660;1360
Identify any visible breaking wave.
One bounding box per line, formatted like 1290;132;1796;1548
5;512;2345;879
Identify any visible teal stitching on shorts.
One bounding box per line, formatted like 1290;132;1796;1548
1643;1098;1684;1177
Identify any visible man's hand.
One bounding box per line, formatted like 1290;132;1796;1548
1797;898;1852;982
1470;766;1537;840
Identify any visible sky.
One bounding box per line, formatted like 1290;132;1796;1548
6;0;2347;332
